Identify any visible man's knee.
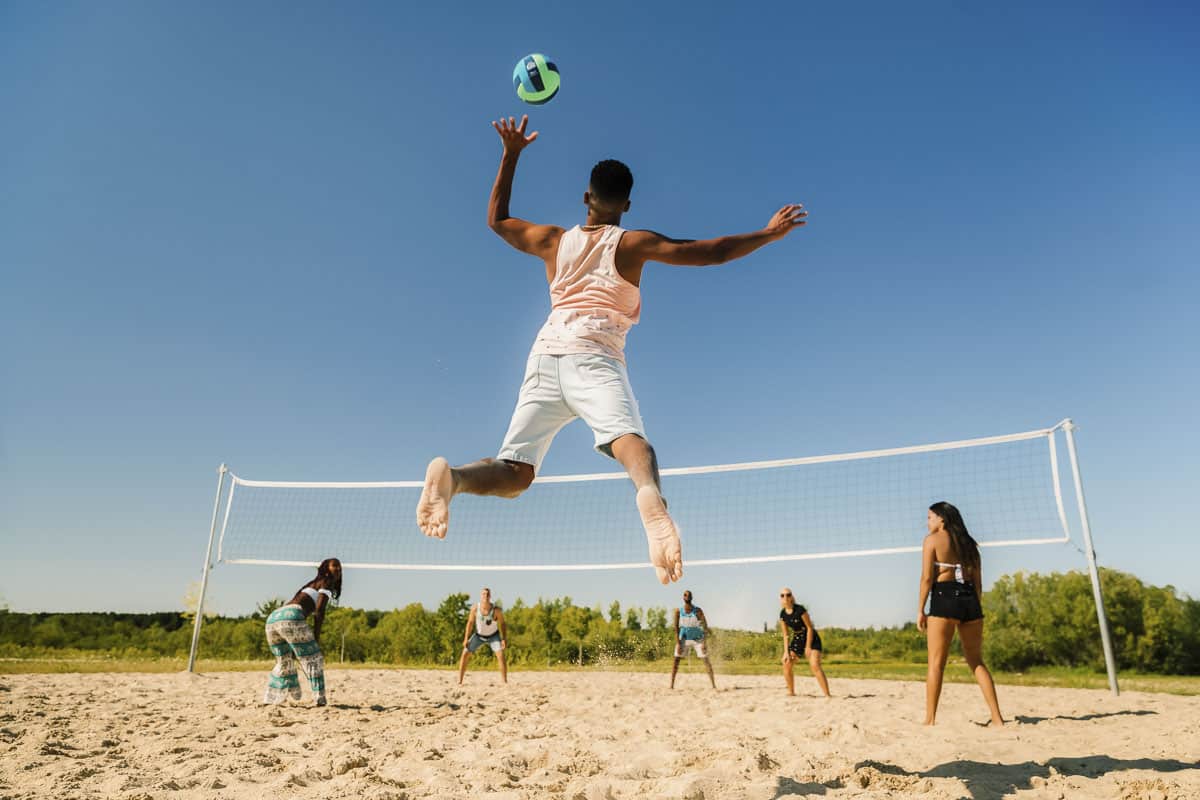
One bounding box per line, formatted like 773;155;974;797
495;459;535;497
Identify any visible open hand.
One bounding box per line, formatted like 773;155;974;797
765;204;807;238
492;114;539;154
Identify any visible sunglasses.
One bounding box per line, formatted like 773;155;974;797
780;592;792;597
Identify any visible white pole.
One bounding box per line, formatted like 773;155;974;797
1063;422;1119;696
188;464;228;673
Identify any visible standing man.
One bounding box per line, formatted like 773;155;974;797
671;589;716;689
415;115;808;584
458;587;508;685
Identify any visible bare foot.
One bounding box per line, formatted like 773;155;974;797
636;486;683;584
416;457;454;538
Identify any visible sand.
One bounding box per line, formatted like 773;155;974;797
1;668;1197;800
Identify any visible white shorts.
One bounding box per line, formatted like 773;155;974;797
498;353;647;471
674;638;707;658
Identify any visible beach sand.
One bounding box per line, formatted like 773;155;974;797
1;668;1197;799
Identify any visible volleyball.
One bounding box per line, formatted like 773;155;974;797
513;53;560;105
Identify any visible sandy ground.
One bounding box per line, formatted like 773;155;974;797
1;668;1198;800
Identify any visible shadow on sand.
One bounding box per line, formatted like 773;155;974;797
1013;709;1157;725
851;754;1199;800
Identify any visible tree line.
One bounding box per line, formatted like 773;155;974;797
1;569;1197;673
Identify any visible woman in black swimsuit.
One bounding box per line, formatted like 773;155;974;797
918;502;1002;725
778;588;831;697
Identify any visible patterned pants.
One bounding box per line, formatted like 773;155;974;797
264;605;326;705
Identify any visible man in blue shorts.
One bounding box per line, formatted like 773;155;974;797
458;587;508;685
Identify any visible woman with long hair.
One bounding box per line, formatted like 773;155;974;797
778;587;831;697
263;557;342;706
918;502;1003;725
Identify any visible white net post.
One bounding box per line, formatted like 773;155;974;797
1063;420;1119;696
187;463;228;673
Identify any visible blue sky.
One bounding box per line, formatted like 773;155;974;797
2;2;1197;632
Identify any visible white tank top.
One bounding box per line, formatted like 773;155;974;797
475;604;499;636
529;225;641;363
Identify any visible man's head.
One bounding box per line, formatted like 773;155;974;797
682;590;693;606
585;159;633;217
480;587;491;604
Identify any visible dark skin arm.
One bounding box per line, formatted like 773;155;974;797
488;115;564;273
311;592;329;641
614;205;807;286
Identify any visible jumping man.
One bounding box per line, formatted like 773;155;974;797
416;115;807;583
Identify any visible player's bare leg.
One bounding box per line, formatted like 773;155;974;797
417;458;534;538
457;648;471;684
611;434;683;584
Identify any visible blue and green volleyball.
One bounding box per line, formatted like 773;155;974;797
513;53;560;105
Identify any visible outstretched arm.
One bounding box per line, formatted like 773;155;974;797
620;205;807;269
488;115;563;261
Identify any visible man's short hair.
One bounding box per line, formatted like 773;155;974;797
589;159;634;204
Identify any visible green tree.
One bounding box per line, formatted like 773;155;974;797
434;593;471;664
625;607;642;631
645;607;668;631
253;597;285;620
557;605;591;665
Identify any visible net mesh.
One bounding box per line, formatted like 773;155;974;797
216;424;1071;570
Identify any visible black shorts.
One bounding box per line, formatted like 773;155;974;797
788;631;822;655
928;582;983;622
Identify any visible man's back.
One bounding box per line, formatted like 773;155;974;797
531;224;641;362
